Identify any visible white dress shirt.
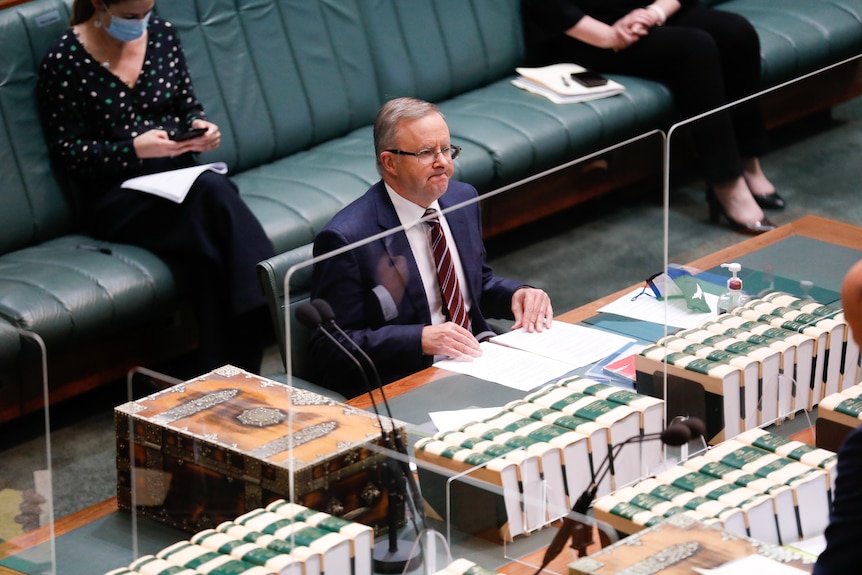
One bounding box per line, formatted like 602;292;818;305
384;183;473;326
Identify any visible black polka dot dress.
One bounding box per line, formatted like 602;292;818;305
37;17;276;375
38;17;206;185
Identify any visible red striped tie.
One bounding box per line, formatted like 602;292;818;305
424;208;471;331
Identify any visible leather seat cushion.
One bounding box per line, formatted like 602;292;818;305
718;0;862;83
0;235;178;349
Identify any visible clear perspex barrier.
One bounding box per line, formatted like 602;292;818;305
0;329;55;575
3;53;862;575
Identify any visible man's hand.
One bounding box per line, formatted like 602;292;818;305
421;322;482;359
511;287;553;332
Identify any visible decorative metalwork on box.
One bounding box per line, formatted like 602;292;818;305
213;365;243;378
249;421;339;459
289;387;336;406
617;542;701;575
149;389;239;424
237;407;288;427
115;365;405;534
754;540;817;565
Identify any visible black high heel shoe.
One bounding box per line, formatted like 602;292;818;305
706;188;777;235
752;191;786;210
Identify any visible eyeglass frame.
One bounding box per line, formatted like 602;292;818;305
384;145;461;164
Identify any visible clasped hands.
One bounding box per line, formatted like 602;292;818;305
421;287;553;360
607;7;664;51
132;118;221;159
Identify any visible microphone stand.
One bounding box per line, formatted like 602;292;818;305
312;300;427;526
531;424;695;574
301;301;423;573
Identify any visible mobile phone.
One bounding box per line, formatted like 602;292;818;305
570;71;609;88
172;127;207;141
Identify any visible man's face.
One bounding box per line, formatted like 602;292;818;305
380;113;455;207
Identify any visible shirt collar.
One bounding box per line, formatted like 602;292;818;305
384;182;441;228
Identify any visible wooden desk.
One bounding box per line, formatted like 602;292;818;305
344;214;861;574
1;216;856;575
348;214;862;412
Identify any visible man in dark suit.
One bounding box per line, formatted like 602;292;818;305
814;259;862;574
310;97;553;398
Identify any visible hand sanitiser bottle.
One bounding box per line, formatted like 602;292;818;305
717;262;750;314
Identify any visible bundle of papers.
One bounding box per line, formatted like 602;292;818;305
512;63;625;104
433;321;635;391
121;162;228;203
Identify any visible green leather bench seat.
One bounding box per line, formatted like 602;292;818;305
232;129;380;252
0;320;21;369
1;0;862;418
0;237;177;350
232;75;674;253
442;77;673;184
720;0;862;82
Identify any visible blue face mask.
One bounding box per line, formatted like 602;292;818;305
104;7;151;43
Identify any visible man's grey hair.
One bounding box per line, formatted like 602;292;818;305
373;97;444;176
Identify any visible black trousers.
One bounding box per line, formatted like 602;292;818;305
545;4;768;185
89;169;275;375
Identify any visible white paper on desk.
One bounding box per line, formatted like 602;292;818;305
598;288;719;330
433;341;574;391
429;406;504;433
121;162;228;203
490;321;635;369
692;553;808;574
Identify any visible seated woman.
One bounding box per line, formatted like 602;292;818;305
37;0;275;375
521;0;782;234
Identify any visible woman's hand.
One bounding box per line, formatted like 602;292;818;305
606;20;643;51
132;129;174;159
133;119;222;159
617;8;656;37
181;119;221;154
568;15;642;52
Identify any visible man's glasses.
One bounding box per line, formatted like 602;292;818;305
385;145;461;165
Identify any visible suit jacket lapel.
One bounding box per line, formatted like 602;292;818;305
372;182;432;325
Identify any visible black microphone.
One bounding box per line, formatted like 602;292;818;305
294;302;322;332
660;422;695;447
531;422;693;575
296;302;390;433
310;299;424;514
295;302;388;431
579;423;692;512
678;415;707;440
311;298;415;466
312;299;395;415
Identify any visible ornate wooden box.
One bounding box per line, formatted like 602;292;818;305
568;514;815;575
115;365;404;534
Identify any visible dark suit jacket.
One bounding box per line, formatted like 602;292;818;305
309;179;522;398
814;423;862;574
